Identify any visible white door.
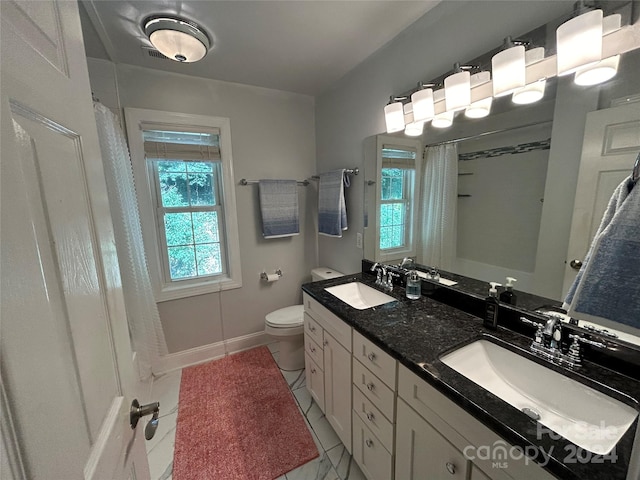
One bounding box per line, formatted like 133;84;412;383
1;1;151;479
562;102;640;296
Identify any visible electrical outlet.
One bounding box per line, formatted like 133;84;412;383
356;232;363;249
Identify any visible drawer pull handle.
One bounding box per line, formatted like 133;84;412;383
366;411;375;422
446;462;456;475
366;382;375;391
365;438;374;448
309;325;316;332
310;346;316;353
323;340;329;347
367;352;376;362
310;368;316;374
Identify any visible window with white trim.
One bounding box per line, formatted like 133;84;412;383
125;109;242;301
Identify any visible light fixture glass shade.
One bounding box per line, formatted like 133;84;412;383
432;111;454;128
512;79;546;104
574;55;620;85
404;121;424;137
511;48;546;104
465;97;493;118
573;14;621;86
444;71;471;112
556;9;603;76
411;88;435;122
492;45;526;97
145;17;211;63
384;101;405;133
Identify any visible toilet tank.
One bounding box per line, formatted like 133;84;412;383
311;267;344;282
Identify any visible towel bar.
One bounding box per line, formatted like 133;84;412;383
240;179;309;186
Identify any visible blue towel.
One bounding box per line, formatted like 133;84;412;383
564;176;640;329
318;169;349;237
258;180;300;238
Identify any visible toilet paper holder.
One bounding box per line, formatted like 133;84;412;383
260;269;283;281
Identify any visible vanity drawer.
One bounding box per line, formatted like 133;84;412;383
305;353;324;412
353;359;395;421
303;293;352;351
353;331;397;389
352;414;393;480
304;312;323;346
353;385;394;453
304;333;323;367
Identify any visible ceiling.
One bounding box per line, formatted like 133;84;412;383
79;1;440;96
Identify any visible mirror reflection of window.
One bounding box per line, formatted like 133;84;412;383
379;145;417;256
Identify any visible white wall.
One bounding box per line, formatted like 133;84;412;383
88;59;317;353
315;1;574;274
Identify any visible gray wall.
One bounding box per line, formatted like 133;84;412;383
88;59;317;353
315;1;574;274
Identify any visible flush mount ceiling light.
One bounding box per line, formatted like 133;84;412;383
144;17;211;63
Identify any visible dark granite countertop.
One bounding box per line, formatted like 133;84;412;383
302;273;640;480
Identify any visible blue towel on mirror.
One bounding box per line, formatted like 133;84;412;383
259;180;299;238
318;169;348;237
564;176;640;329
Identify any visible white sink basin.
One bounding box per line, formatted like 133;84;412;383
440;339;638;454
324;282;396;310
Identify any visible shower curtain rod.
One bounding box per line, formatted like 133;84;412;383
240;167;359;186
425;120;553;148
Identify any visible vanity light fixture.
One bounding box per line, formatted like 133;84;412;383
403;102;424;137
384;96;407;133
512;47;546;105
492;37;527;97
144;16;211;63
444;63;471;112
465;71;492;118
574;14;621;86
432;89;454;128
411;83;435;123
556;8;603;76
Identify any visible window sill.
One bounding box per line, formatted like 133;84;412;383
156;276;242;303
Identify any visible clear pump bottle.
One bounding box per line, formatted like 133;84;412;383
405;270;421;300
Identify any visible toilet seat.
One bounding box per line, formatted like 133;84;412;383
265;305;304;336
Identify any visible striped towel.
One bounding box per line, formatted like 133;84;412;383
564;176;640;330
318;169;349;237
259;180;300;238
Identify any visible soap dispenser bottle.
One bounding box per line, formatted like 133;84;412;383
405;270;421;300
484;282;502;330
499;277;517;305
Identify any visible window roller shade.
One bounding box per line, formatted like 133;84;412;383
382;144;417;170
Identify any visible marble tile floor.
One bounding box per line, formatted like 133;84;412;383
145;343;366;480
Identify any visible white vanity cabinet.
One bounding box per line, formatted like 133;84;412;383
303;293;352;452
351;331;397;480
396;364;556;480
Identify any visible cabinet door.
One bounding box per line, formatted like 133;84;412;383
305;353;324;412
324;331;352;452
396;399;469;480
471;464;492;480
353;414;393;480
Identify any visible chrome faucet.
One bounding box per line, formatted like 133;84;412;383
520;316;607;368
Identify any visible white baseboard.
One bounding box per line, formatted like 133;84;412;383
153;332;271;374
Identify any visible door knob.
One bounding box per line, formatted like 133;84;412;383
569;259;583;270
130;399;160;440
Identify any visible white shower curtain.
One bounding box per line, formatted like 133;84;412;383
94;102;168;380
419;143;458;270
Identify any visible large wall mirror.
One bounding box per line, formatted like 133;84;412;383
363;2;640;342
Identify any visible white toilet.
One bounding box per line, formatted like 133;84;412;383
265;267;344;370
